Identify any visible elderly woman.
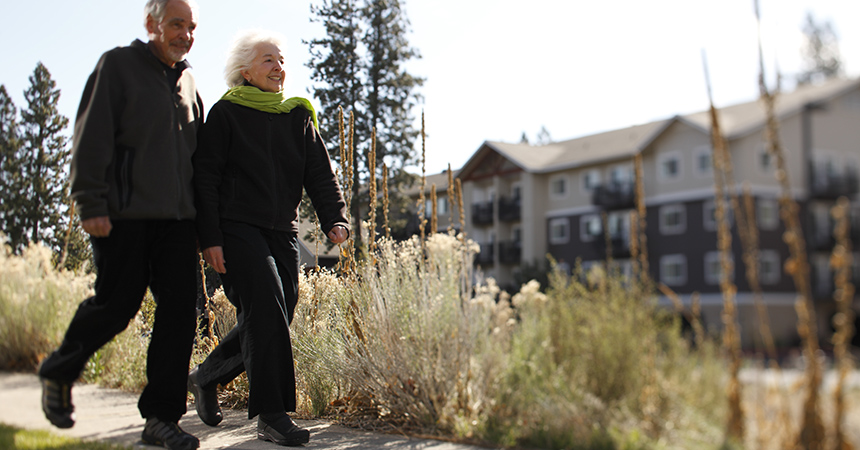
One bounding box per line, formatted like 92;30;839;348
187;29;349;446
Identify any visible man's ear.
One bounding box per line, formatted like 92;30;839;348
145;14;157;35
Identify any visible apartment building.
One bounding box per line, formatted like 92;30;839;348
447;77;860;350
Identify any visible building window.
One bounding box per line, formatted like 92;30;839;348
703;200;733;231
660;254;687;286
758;145;774;174
658;151;682;181
549;218;570;244
610;165;632;184
550;176;568;198
759;250;781;285
659;204;686;235
512;226;522;243
757;198;779;230
511;183;522;200
694;146;713;176
438;197;448;215
583;170;600;192
580;214;602;242
704;251;734;285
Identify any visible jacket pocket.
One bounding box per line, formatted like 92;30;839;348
115;145;135;212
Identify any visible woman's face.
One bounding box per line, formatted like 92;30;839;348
241;42;285;93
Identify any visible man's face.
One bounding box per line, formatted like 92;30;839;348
146;0;197;67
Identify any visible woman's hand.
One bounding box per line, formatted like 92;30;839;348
203;246;227;273
327;225;348;245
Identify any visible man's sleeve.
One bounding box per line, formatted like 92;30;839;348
69;53;120;220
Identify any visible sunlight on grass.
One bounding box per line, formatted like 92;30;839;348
0;423;130;450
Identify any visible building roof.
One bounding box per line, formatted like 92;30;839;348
459;77;860;179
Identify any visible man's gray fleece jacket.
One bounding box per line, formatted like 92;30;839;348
69;39;204;221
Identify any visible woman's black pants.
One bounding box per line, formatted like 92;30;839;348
195;221;300;418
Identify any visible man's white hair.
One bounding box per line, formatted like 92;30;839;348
224;29;287;88
143;0;199;27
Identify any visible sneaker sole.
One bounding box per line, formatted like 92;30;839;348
257;430;310;446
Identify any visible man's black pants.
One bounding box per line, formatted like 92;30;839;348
38;220;198;423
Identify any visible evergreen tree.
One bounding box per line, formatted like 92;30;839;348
0;85;26;250
307;0;424;249
362;0;424;238
305;0;367;250
796;12;843;86
18;62;71;255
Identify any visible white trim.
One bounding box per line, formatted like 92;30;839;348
548;217;570;245
546;205;600;219
659;203;687;235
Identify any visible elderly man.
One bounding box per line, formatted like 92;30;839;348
37;1;203;449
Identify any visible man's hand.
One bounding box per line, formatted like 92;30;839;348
327;225;348;244
82;216;112;237
203;246;227;273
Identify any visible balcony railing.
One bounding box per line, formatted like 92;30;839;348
498;240;522;264
475;242;494;265
592;234;631;259
471;201;494;225
591;181;636;210
498;196;521;222
809;169;859;199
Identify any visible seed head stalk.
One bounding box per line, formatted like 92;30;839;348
703;50;744;442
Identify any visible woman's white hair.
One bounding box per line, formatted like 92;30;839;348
143;0;198;27
224;29;287;88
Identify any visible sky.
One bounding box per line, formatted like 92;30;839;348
1;0;859;175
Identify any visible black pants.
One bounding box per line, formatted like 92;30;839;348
196;221;300;418
38;220;198;423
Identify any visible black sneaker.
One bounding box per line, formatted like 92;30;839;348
141;417;200;450
257;414;310;446
40;377;75;429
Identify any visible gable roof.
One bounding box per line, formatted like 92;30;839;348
459;77;860;179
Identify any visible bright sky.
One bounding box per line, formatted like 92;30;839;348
1;0;858;175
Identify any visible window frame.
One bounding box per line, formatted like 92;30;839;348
659;203;686;235
548;217;570;245
660;254;687;286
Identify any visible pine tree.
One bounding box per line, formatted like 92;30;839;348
18;62;71;255
307;0;424;249
362;0;424;238
306;0;367;250
0;85;26;250
796;13;843;86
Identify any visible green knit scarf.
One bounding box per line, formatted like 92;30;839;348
221;85;319;130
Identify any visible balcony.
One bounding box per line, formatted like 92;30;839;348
592;233;631;259
475;242;494;265
809;169;859;200
498;240;522;264
498;196;521;222
472;201;494;225
591;181;636;210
